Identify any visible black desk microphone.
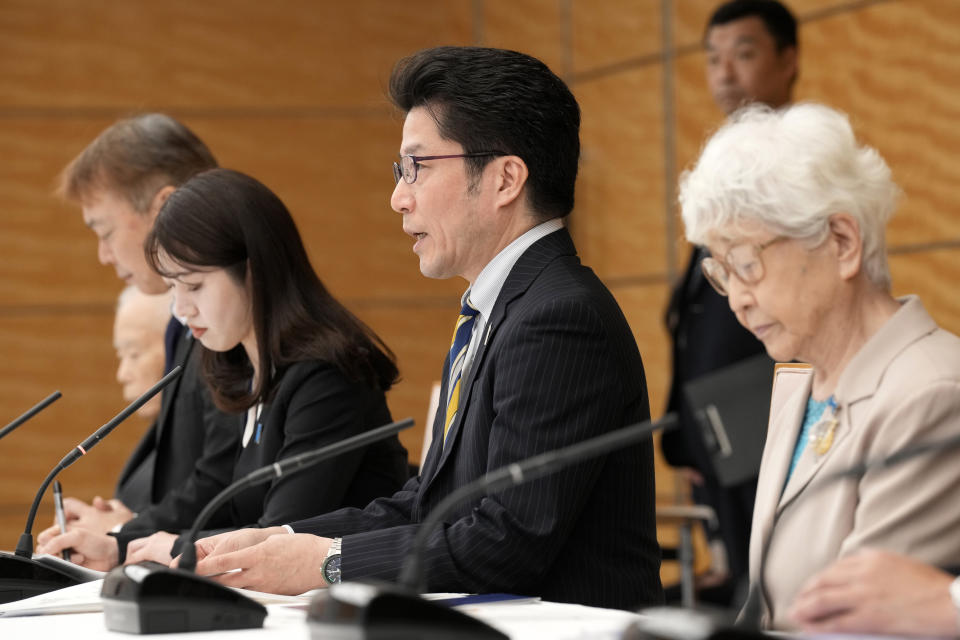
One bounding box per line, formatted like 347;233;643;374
101;417;415;634
307;414;676;640
0;367;181;605
0;390;61;443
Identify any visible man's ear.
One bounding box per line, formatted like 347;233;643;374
493;155;529;210
147;185;177;222
829;213;863;281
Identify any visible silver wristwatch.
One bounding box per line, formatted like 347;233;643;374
321;538;342;586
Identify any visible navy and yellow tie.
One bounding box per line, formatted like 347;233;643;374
443;299;479;444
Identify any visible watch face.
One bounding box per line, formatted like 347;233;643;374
323;554;342;585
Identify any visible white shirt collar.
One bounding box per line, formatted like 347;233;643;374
463;218;564;318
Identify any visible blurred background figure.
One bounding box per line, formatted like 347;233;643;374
705;0;797;115
679;102;960;630
661;0;797;607
62;287;175;527
113;286;172;420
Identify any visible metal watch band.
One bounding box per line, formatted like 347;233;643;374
325;537;342;560
950;574;960;611
321;538;342;585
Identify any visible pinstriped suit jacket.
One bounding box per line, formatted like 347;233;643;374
289;228;663;609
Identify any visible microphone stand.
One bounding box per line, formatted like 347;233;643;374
629;431;960;639
0;367;182;605
309;414;675;640
101;417;415;634
0;391;61;443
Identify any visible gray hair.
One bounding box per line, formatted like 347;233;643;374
679;102;900;290
117;285;172;330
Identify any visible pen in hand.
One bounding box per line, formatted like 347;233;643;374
53;480;72;562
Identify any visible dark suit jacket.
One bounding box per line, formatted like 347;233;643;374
662;247;769;470
115;326;241;548
289;228;662;610
173;360;409;550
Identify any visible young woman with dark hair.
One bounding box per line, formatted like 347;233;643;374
38;168;409;568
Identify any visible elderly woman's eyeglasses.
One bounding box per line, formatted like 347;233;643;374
701;236;788;296
392;152;505;185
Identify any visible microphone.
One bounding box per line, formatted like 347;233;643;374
0;391;62;443
100;417;415;634
307;413;677;640
0;366;182;605
628;429;960;639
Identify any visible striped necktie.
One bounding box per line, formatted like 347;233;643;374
443;298;479;444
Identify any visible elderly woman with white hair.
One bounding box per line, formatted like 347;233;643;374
679;103;960;630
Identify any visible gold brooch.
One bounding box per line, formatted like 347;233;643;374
809;397;839;457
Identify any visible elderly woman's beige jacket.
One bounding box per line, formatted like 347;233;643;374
749;295;960;629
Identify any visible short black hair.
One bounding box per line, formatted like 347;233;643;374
707;0;798;51
388;46;580;221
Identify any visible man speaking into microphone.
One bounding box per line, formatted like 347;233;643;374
190;46;663;610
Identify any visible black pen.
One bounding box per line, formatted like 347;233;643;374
52;480;71;561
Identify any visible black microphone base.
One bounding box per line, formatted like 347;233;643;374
626;606;772;639
308;581;508;640
0;551;86;604
101;562;266;634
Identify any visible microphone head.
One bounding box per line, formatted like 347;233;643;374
308;581;508;640
627;605;771;639
101;562;265;634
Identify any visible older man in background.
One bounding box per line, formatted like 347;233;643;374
65;287;172;521
113;286;171;421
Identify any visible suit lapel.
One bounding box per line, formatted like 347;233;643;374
774;296;937;509
419;228;576;493
750;372;809;583
777;401;852;512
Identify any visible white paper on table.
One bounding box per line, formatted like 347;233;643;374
0;577;313;617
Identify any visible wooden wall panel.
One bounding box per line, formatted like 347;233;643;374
609;283;672;421
890;250;960;336
0;313;153;537
0;0;473;109
0;118;125;306
574;66;667;279
571;0;661;75
481;0;567;73
798;0;960;247
351;304;457;464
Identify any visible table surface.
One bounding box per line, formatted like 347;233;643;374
0;598;642;639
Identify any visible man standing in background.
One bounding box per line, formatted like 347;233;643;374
661;0;797;606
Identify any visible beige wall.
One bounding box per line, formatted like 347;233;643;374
1;0;957;584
